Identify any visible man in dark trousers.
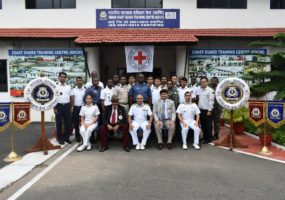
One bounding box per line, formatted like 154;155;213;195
99;95;130;152
211;77;222;140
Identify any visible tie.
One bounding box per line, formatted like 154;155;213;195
161;101;166;121
111;108;116;124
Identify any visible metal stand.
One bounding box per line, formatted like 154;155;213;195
4;103;21;162
26;111;61;155
215;110;248;151
258;100;272;155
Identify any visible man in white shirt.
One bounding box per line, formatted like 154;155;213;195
100;78;114;112
189;76;201;101
151;77;162;106
177;91;201;150
71;76;86;143
198;76;214;144
85;70;104;89
54;72;72;145
128;94;153;150
177;77;196;104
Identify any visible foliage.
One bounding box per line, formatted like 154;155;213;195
222;106;248;123
272;125;285;146
246;33;285;99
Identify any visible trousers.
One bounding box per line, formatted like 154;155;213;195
180;119;200;145
80;122;98;146
129;121;151;146
155;120;175;144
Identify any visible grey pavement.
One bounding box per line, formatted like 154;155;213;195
2;143;285;200
0;122;55;169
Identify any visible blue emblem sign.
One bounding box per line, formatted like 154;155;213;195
0;103;11;132
267;101;285;128
24;78;60;111
96;9;180;28
216;77;250;110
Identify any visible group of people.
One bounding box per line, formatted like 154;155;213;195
54;71;222;152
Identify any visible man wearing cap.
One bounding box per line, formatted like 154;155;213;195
99;95;130;152
128;94;153;150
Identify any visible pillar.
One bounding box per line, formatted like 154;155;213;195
84;47;100;80
175;46;187;77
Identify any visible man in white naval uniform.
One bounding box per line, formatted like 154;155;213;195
128;94;153;150
176;91;201;150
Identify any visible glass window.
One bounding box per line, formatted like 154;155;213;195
112;0;128;8
271;0;285;9
129;0;145;8
146;0;162;8
112;0;162;8
26;0;76;9
197;0;247;9
0;60;8;92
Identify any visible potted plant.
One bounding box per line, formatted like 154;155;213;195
223;106;248;135
257;127;273;146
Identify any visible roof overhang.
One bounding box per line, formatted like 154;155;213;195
0;28;284;46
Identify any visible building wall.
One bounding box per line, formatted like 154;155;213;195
0;39;78;121
0;0;284;28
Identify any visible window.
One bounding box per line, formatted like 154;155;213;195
271;0;285;9
112;0;162;8
0;60;8;92
26;0;76;9
197;0;247;9
0;0;2;9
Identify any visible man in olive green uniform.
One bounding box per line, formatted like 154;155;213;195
167;80;179;108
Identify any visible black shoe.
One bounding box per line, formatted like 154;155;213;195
57;139;64;145
76;137;81;143
123;147;130;152
64;139;72;144
203;140;211;144
99;147;109;152
167;143;173;150
157;143;163;150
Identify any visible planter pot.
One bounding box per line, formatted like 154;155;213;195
220;118;225;126
233;122;244;135
259;133;272;146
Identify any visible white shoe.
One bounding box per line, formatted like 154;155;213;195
87;143;92;151
140;144;145;150
77;144;86;152
135;143;141;150
193;143;200;150
182;144;188;150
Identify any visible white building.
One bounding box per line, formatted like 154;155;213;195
0;0;284;121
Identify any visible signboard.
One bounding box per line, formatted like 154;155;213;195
9;49;86;97
125;46;154;72
24;77;61;111
248;101;265;127
267;101;285;128
188;49;269;81
0;103;11;132
216;77;250;110
96;9;180;28
13;103;32;129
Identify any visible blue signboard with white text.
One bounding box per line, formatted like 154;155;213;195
96;9;180;28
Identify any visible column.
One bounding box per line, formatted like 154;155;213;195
175;46;187;77
84;47;100;80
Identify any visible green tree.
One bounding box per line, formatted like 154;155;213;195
246;33;285;99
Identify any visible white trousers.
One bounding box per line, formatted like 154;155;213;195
180;119;200;145
80;122;98;146
130;121;151;146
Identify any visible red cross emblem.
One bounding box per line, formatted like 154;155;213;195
134;51;146;65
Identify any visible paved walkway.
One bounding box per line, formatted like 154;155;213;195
215;125;285;163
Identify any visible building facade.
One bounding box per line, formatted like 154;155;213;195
0;0;284;121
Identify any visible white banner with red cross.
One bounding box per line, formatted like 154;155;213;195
125;46;154;73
